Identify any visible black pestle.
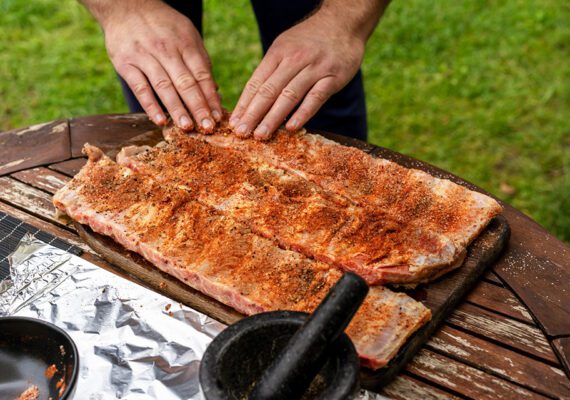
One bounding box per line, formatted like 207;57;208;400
249;272;369;400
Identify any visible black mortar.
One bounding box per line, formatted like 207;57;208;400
199;311;359;400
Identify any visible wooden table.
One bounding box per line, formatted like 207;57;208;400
1;114;569;399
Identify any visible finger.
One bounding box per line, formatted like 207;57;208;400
286;77;337;132
231;54;280;128
253;68;317;140
143;56;194;131
163;53;214;131
236;62;305;137
181;49;222;124
118;64;167;126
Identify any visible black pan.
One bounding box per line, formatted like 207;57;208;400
0;316;79;399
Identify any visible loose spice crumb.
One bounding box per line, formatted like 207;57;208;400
16;385;39;400
45;364;57;379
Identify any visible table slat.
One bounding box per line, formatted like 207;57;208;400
407;349;548;399
493;214;570;338
0;120;70;175
12;167;71;193
0;177;64;228
70;114;159;157
466;281;533;323
553;338;570;381
448;303;557;364
49;158;87;177
427;326;570;398
482;270;504;286
381;374;460;400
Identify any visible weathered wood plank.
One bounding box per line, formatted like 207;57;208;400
482;270;504;286
12;167;71;194
48;158;87;177
0;120;71;175
406;349;548;399
0;177;64;227
493;222;570;338
70;114;160;157
381;374;459;400
427;326;570;398
466;280;533;323
448;303;557;364
552;337;570;381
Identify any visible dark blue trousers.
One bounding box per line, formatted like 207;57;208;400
119;0;368;141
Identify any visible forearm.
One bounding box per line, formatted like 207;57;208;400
316;0;391;43
79;0;162;29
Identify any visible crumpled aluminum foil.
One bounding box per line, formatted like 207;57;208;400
0;234;386;399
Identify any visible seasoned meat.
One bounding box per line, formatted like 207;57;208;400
53;145;430;369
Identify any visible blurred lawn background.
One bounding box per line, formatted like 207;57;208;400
0;0;568;242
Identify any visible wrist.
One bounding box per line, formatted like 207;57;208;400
308;9;367;52
311;8;368;47
83;0;162;31
313;0;387;45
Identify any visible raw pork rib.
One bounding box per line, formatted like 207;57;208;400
171;121;501;282
53;145;430;370
116;137;464;285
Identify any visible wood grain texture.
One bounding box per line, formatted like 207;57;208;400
493;226;570;338
0;120;70;175
465;280;533;323
12;167;71;193
553;337;570;380
406;349;548;399
482;270;504;286
447;303;556;363
427;326;570;398
70;114;160;157
0;177;64;227
381;374;460;400
48;158;87;177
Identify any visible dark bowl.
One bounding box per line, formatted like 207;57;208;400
200;311;359;400
0;316;79;400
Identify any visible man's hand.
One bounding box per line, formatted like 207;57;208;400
83;0;221;131
230;0;389;140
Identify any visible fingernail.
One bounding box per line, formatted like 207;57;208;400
236;123;249;136
180;115;192;129
288;118;299;131
212;110;222;122
229;117;239;128
254;124;268;138
155;114;165;125
201;118;214;130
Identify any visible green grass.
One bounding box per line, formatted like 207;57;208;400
1;0;568;243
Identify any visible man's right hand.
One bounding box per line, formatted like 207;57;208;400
90;0;221;131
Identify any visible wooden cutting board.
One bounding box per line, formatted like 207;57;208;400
70;129;510;391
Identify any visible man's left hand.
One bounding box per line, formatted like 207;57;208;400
229;11;366;140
